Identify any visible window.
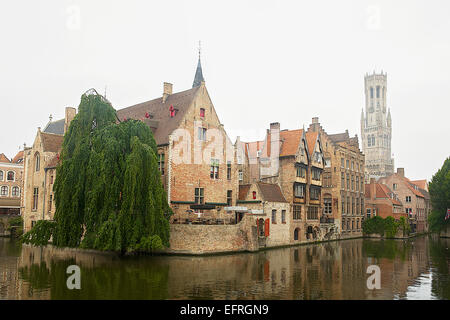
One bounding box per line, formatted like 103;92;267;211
352;220;354;230
32;187;39;210
198;127;207;141
227;162;231;180
367;208;371;219
48;194;53;212
12;186;20;197
282;210;286;224
346;160;349;169
351;175;354;191
210;159;219;179
0;171;3;181
50;175;54;184
296;165;306;178
341;158;344;168
393;183;397;190
238;170;243;181
293;205;302;220
227;190;232;206
347;197;350;215
324;198;332;215
376;86;380;98
352;197;355;215
357;219;360;229
351;161;354;171
324;158;331;168
7;171;14;181
199;108;205;117
356;176;359;191
361;198;364;215
342;198;345;215
346;174;350;190
406;196;411;203
310;186;320;200
272;210;277;224
252;191;257;200
341;172;345;189
307;206;319;220
370;87;374;98
35;153;40;172
342;219;345;230
361;178;364;193
0;186;8;196
356;198;360;215
294;183;305;198
194;188;204;204
158;153;165;175
311;167;321;181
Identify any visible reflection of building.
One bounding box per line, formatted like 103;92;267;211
0;151;24;215
378;168;429;232
361;72;394;179
307;117;365;238
22;109;76;231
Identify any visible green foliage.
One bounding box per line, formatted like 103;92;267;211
27;89;171;254
362;216;409;238
22;220;56;246
428;157;450;232
7;216;23;229
362;216;385;236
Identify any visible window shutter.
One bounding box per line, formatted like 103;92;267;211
265;219;270;237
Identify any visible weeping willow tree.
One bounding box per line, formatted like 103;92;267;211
24;89;171;253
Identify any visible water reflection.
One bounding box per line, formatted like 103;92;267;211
0;236;449;300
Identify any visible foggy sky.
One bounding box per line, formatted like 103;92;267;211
1;0;449;181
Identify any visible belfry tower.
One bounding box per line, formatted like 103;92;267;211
361;71;394;180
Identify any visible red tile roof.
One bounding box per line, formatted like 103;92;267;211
0;153;10;163
411;179;427;191
117;86;200;146
41;132;64;153
12;151;24;163
305;131;318;157
257;182;287;203
279;129;303;157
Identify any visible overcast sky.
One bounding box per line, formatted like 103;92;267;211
1;0;449;181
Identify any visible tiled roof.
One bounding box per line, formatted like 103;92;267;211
238;184;251;201
403;177;425;198
12;151;24;163
419;188;430;200
0;153;10;163
376;184;402;206
277;129;303;157
117;86;200;146
364;184;370;198
41;132;64;153
257;182;287;203
328;131;349;143
305;131;318;157
43;119;65;135
411;179;427;190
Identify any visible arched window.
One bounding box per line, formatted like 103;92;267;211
35;153;40;172
294;228;300;241
7;171;14;181
0;171;3;181
12;186;20;197
0;186;8;196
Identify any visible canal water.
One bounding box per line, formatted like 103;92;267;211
0;236;449;300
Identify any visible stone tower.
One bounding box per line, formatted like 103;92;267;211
361;71;394;180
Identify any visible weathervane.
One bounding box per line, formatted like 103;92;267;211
198;40;201;59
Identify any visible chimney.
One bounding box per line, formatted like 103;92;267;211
270;122;280;131
310;117;320;132
370;178;376;199
397;168;405;177
162;82;173;103
64;107;77;134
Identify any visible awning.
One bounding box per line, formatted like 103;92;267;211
224;206;248;211
189;204;216;210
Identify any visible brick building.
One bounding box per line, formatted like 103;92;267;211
117;56;239;223
22;108;76;231
364;178;405;220
378;168;428;233
0;152;24;215
307;117;366;238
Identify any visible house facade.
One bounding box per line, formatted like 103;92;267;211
364;178;405;220
0;152;24;215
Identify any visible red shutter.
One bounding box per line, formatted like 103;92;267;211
265;218;270;237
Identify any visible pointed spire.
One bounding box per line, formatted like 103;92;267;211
192;41;204;88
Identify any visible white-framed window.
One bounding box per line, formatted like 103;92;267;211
238;170;243;181
32;187;39;210
198;127;207;141
7;171;14;181
12;186;20;197
0;171;3;181
393;183;397;190
406;196;411;203
0;186;8;196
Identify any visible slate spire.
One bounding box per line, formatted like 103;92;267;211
192;42;204;88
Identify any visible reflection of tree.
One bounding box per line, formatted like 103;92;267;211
18;258;170;300
362;239;411;261
429;238;450;299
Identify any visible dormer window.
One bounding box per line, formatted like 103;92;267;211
200;108;205;118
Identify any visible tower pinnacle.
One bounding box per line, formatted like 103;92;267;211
192;41;205;88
